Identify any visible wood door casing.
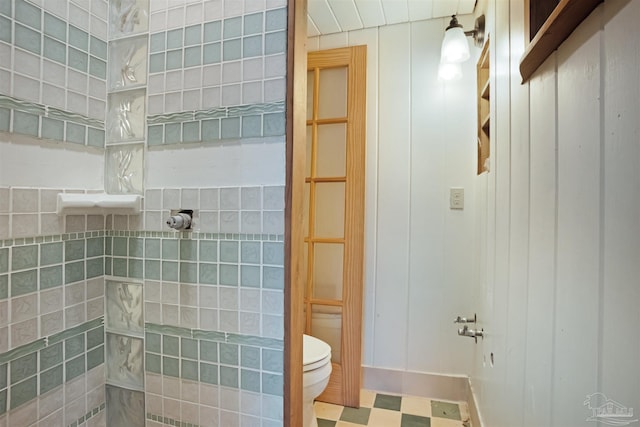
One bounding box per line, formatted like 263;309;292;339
306;46;366;408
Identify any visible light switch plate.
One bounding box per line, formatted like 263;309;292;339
450;188;464;210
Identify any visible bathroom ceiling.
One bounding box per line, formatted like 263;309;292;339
307;0;477;36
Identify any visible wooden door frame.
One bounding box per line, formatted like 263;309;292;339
284;0;307;426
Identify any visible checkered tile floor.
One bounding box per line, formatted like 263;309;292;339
314;390;471;427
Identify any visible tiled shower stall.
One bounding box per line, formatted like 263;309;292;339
0;0;287;425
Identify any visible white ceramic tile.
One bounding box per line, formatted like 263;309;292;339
221;83;241;106
0;69;10;95
13;74;41;103
222;61;242;84
262;210;283;234
185;2;203;24
42;83;66;109
223;0;242;17
87;97;106;120
165;70;183;91
65;215;86;232
0;301;7;327
148;73;165;94
89;77;107;99
202;64;221;87
263;77;285;102
264;53;286;78
43;0;68;19
182;89;201;110
41;310;63;335
67;90;88;115
244;0;265;14
10;318;38;348
204;0;223;21
148;94;165;114
144;211;163;231
164;91;183;113
91;0;109;20
202;87;221;109
200;188;219;209
69;2;91;30
219;211;239;233
162;303;179;325
181;188;199;207
219;309;238;332
0;43;11;72
198;211;219;232
145;301;161;323
263;186;284;209
149;11;167;32
65;302;86;327
149;0;168;13
240;211;261;233
91;15;108;39
41;213;64;235
13;49;41;79
163;188;180;209
166;6;185;29
242;81;262;104
183;67;202;89
43;60;66;87
68;69;89;94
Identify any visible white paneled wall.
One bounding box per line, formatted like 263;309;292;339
473;0;640;426
308;14;480;376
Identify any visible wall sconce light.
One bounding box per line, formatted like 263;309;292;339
439;14;485;80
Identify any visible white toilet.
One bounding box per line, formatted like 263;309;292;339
303;334;332;427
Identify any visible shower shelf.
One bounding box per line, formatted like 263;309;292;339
56;193;141;215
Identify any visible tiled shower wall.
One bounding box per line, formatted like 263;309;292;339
0;0;287;425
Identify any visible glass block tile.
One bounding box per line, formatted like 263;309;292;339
184;24;201;46
244;13;263;35
166;49;182;70
203;42;221;65
0;16;10;43
66;122;86;145
148;124;163;145
184;46;201;68
15;0;41;30
12;111;39;137
150;32;165;53
90;36;107;60
243;35;262;58
89;56;107;79
69;25;89;51
14;23;41;55
223;38;241;61
44;13;66;42
106;91;146;143
39;365;62;394
204;21;221;43
166;28;183;49
87;127;105;148
223;17;242;39
149;52;165;73
265;31;286;55
221;117;240;139
10;376;37;409
266;8;287;32
68;47;89;72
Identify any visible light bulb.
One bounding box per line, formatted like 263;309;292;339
441;26;470;63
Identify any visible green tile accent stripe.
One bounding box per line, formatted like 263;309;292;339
67;402;106;427
145;323;283;396
0;95;105;147
147;101;286;146
103;230;284;242
0;318;105;414
146;412;201;427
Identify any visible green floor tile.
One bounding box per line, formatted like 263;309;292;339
401;413;431;427
317;419;337;427
374;393;402;411
340;406;371;425
431;400;461;420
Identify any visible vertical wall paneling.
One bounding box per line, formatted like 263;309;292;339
523;53;557;427
553;8;602;426
345;28;380;367
601;0;640;409
407;18;446;372
373;23;412;368
504;0;530;423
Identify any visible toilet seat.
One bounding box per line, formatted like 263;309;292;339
303;334;332;372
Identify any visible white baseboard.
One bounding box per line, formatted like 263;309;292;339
361;366;482;426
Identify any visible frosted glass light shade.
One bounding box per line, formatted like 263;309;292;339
438;61;462;81
441;26;470;63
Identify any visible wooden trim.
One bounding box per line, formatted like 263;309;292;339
284;0;307;425
520;0;603;82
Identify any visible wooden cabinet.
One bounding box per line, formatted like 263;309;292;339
477;39;490;175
